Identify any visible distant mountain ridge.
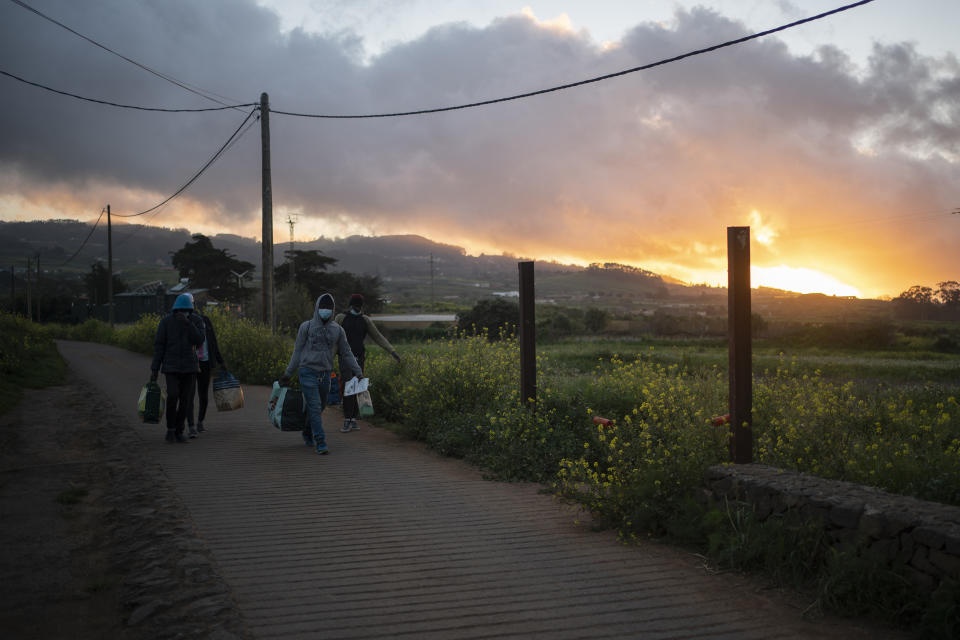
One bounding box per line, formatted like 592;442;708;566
0;218;671;288
1;219;894;318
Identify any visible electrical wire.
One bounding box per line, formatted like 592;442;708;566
113;112;261;247
785;209;955;240
113;107;258;218
8;0;244;109
59;208;105;267
271;0;876;119
0;68;256;113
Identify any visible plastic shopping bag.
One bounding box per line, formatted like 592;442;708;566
268;381;306;431
138;381;165;424
357;388;374;418
212;370;244;411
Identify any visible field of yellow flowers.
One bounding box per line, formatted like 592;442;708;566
364;334;960;522
50;313;960;515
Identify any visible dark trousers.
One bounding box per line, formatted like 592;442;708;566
341;352;366;420
165;372;197;434
188;360;213;425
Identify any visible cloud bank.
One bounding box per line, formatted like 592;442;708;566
0;0;957;296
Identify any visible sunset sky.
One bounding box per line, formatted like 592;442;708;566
1;0;958;298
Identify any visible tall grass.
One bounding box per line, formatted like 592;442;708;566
0;312;66;415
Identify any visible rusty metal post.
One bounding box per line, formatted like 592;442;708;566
518;261;536;408
727;226;752;464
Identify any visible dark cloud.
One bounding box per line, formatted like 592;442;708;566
0;0;957;294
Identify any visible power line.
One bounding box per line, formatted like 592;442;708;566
113;107;259;218
272;0;876;119
59;208;105;267
114;111;261;246
8;0;243;109
0;68;256;113
785;208;955;240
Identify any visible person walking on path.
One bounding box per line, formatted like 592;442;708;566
281;293;362;455
335;293;401;433
186;299;227;438
151;293;204;443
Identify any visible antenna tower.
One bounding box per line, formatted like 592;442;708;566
287;213;298;283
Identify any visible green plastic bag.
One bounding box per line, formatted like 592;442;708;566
138;381;165;424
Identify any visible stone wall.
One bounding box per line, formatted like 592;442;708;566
703;464;960;589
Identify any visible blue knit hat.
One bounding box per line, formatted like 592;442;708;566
172;293;194;310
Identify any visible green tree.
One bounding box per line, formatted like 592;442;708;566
893;285;935;320
457;298;519;339
275;283;314;336
274;249;338;295
83;262;127;305
274;250;385;313
584;307;608;333
170;235;254;302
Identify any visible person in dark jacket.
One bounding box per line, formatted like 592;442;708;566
186;298;227;437
334;293;401;432
151;293;204;443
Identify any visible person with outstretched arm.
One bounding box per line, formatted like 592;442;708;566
335;293;401;433
150;293;205;443
280;293;362;455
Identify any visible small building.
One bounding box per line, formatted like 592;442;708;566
82;278;209;324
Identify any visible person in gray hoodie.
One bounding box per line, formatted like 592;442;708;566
280;293;362;454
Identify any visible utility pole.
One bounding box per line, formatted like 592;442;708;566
260;92;275;332
429;253;435;311
287;213;297;284
107;204;114;327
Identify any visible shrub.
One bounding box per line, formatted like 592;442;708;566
208;307;292;385
115;314;161;356
457;298;518;340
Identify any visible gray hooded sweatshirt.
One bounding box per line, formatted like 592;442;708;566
284;293;362;379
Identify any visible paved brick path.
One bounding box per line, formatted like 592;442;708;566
58;341;898;639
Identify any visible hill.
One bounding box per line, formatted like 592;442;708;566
0;219;894;319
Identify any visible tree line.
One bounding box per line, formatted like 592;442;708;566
3;234;383;329
893;282;960;321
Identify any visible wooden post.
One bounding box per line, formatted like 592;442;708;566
727;226;752;464
25;257;31;320
107;204;114;327
518;261;536;407
34;253;40;323
260;92;275;332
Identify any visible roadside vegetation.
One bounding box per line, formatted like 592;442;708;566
0;312;66;416
32;306;960;636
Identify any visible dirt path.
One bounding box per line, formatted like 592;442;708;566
0;371;248;639
1;340;910;639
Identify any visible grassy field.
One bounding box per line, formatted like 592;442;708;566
543;337;960;385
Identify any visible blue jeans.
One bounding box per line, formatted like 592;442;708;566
299;368;329;446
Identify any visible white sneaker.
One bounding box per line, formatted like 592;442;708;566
350;419;360;431
340;420;352;433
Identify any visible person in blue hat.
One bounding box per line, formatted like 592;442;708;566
150;293;205;443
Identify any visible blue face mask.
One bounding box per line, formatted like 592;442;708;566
350;308;361;315
317;308;333;321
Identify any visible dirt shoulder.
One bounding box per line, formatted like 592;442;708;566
0;374;248;640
